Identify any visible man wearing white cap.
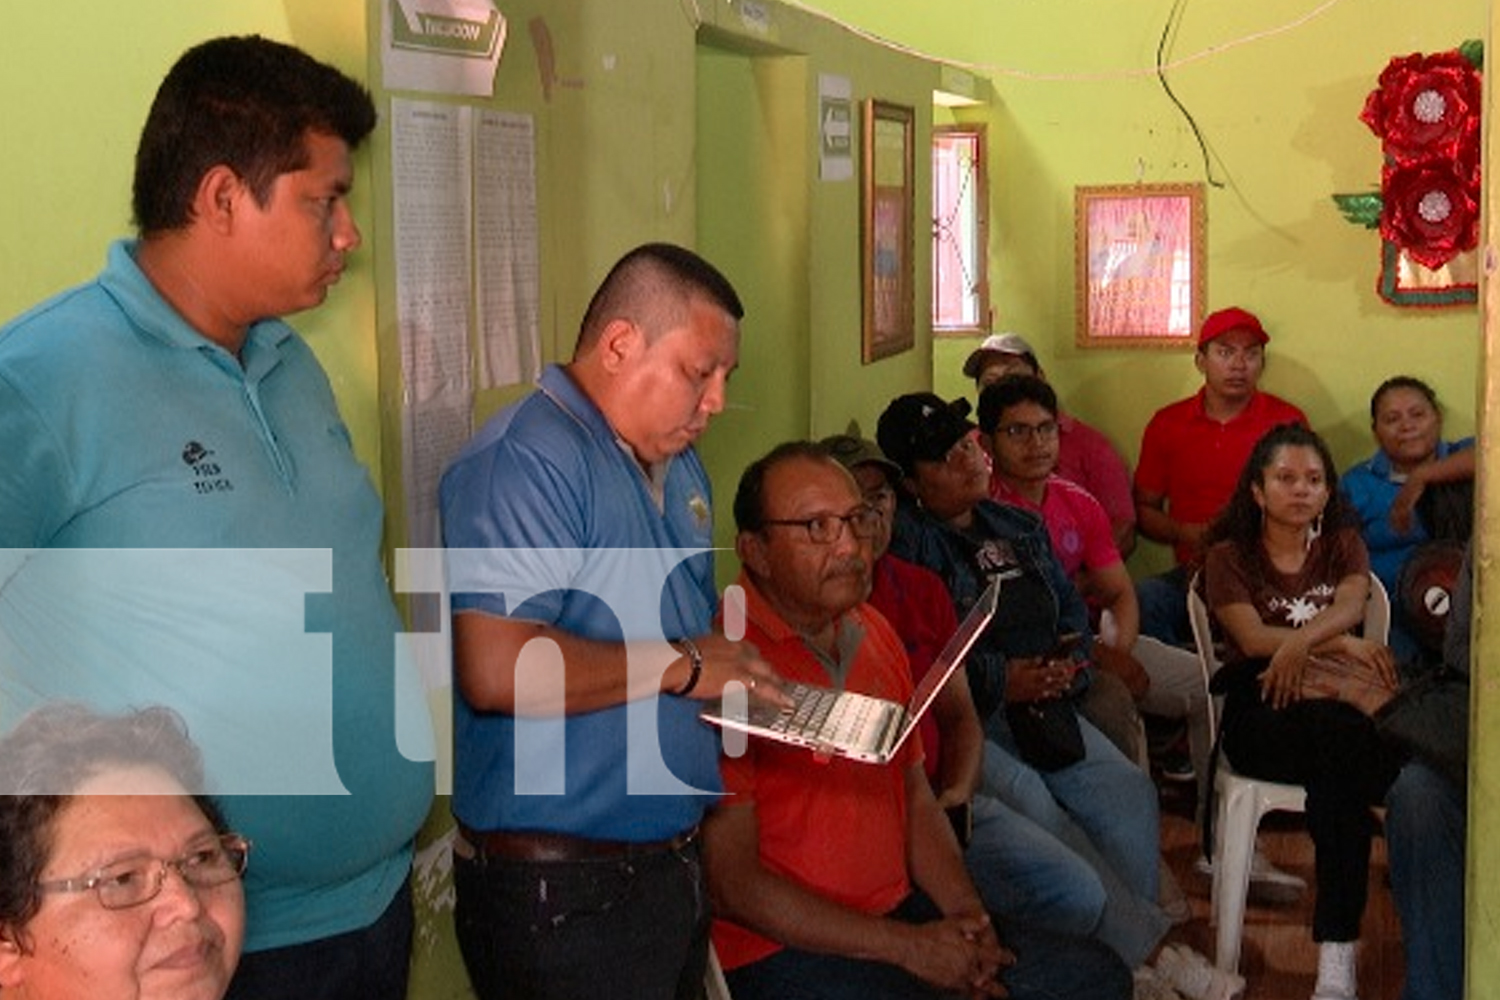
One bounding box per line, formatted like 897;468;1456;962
963;333;1136;558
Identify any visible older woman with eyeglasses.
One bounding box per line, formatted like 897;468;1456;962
0;703;248;1000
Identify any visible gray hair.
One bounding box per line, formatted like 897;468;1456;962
0;704;225;943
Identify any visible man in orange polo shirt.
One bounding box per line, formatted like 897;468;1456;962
703;441;1130;1000
1133;307;1306;647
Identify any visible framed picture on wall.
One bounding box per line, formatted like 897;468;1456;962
862;100;915;363
1074;182;1205;348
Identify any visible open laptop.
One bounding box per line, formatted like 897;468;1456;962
700;572;1008;763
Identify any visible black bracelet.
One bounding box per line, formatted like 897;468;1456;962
671;637;704;697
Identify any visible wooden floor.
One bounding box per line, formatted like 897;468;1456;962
1156;779;1404;1000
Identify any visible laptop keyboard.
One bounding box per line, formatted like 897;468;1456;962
772;683;883;746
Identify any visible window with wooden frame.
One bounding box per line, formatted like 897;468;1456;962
931;125;989;333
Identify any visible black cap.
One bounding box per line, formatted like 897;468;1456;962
876;393;976;476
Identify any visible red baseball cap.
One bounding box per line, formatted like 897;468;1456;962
1198;307;1269;348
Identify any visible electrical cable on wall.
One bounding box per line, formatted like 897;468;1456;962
744;0;1352;84
1156;0;1226;189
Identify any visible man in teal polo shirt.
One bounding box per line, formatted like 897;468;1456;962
0;36;434;1000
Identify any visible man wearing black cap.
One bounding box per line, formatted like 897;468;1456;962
874;392;1174;973
1132;307;1307;647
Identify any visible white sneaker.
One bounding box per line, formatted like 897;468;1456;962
1134;966;1187;1000
1159;865;1192;926
1194;850;1308;892
1312;940;1360;1000
1154;944;1246;1000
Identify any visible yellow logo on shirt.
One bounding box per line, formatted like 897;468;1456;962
687;493;710;529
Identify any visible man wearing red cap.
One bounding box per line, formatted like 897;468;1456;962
1132;307;1307;647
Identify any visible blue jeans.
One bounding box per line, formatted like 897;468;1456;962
1386;761;1465;1000
965;793;1106;940
1136;566;1192;648
225;879;413;1000
453;837;709;1000
978;719;1168;967
725;891;1130;1000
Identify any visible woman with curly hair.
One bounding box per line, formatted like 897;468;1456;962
1201;423;1404;1000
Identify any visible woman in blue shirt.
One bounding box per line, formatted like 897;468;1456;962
1341;376;1474;663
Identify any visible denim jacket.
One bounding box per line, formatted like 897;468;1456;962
888;498;1093;722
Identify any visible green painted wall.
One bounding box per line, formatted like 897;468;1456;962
1;3;384;481
1468;9;1499;998
803;0;1486;579
693;4;944;572
696;44;813;564
366;0;710;552
816;2;1497;996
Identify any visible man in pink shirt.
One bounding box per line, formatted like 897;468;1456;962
964;333;1136;557
980;375;1210;808
1132;306;1307;646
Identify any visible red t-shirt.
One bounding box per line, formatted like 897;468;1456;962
1135;388;1307;564
712;574;919;971
867;553;959;783
1056;412;1136;536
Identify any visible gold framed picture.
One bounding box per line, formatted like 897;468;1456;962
862;100;916;363
1075;183;1205;348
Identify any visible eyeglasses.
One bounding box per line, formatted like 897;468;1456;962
995;420;1059;442
762;506;881;544
862;485;897;509
37;833;250;910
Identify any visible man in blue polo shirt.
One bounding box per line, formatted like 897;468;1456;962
439;242;784;1000
0;36;435;1000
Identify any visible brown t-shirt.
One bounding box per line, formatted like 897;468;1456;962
1202;525;1371;670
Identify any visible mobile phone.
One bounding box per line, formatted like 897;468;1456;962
1049;632;1084;661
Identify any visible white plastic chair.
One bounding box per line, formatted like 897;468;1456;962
705;944;734;1000
1187;572;1389;973
1097;609;1153;773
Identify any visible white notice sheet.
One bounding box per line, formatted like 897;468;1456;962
391;97;475;552
474;110;541;389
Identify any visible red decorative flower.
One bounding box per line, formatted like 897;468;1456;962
1379;159;1479;270
1360;50;1482;164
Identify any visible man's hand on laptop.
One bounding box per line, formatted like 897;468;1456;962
674;633;793;708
